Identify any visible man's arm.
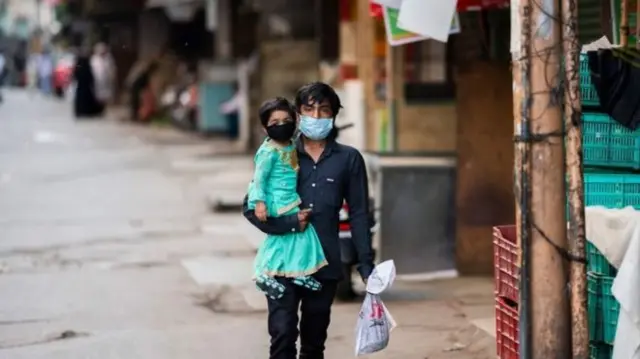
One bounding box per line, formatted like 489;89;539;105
345;151;375;280
242;195;302;235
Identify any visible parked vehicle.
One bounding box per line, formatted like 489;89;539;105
334;123;379;301
53;53;75;98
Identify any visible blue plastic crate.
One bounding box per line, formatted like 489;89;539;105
583;113;640;169
580;53;599;106
584;172;640;209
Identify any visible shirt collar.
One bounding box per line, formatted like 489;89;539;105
295;134;339;157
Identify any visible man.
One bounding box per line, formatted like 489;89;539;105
242;82;374;359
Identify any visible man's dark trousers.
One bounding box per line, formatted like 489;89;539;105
267;277;337;359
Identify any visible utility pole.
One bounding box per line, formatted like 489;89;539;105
562;0;589;358
524;0;572;357
512;0;531;356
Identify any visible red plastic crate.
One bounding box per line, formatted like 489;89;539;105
495;298;519;359
493;225;519;302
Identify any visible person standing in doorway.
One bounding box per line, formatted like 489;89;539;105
243;82;374;359
91;43;116;110
37;48;54;95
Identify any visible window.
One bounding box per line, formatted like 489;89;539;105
404;39;456;103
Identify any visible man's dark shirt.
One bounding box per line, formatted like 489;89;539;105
242;137;374;281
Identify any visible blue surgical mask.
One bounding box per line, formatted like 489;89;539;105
299;115;334;140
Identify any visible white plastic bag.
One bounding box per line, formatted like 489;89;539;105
355;260;398;356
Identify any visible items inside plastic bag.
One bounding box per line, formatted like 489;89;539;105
355;260;397;356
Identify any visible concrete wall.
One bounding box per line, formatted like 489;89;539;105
392;47;458;153
397;104;457;152
454;62;514;275
138;9;170;60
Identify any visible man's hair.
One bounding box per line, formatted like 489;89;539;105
258;97;297;127
294;82;342;118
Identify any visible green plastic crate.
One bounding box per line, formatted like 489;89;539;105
584;172;640;209
587;242;618;276
601;276;620;345
580;54;600;106
587;272;602;342
582;113;640;169
588;272;620;345
590;342;613;359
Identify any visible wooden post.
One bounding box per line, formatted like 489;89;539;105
529;0;571;357
356;0;377;151
385;43;400;152
562;0;589;358
621;0;629;47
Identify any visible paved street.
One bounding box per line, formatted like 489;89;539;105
0;90;496;358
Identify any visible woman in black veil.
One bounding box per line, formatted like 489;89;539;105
73;51;104;118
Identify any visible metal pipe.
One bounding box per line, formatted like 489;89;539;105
562;0;589;357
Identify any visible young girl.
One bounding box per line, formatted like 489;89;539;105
248;97;327;300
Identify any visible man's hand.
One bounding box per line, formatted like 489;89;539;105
297;208;312;231
255;202;267;222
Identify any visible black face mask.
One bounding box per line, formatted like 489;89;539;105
266;122;296;142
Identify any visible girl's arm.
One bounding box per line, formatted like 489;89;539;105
244;146;301;234
248;147;276;204
242;195;302;235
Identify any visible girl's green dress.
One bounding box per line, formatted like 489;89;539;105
248;139;327;285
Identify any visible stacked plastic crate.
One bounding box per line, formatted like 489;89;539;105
581;53;629;358
493;225;519;359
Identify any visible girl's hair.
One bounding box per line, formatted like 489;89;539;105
258;97;296;127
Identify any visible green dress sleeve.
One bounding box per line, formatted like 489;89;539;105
248;146;277;203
